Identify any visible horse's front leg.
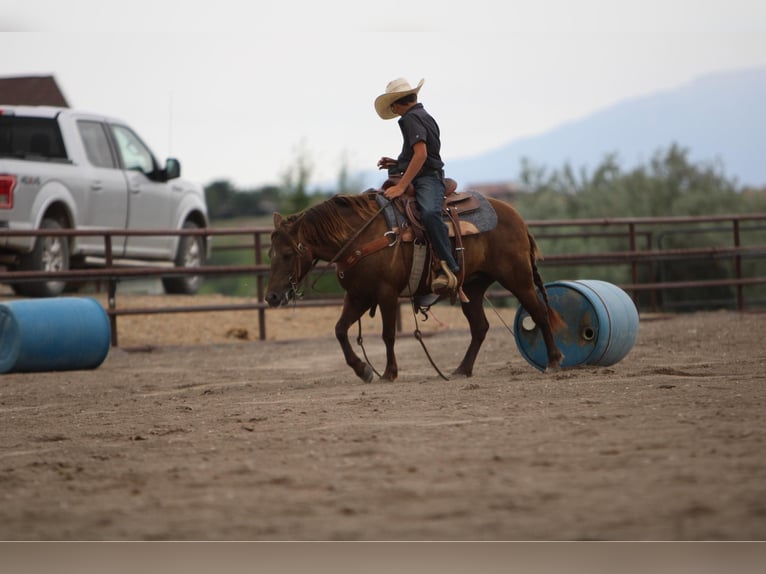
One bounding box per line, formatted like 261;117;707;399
454;277;492;377
335;293;374;383
378;292;400;381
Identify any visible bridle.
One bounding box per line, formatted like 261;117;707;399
271;229;317;304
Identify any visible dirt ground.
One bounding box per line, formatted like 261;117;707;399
0;292;765;541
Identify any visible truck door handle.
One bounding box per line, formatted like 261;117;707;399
91;181;103;191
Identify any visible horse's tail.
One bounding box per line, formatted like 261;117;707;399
528;231;565;332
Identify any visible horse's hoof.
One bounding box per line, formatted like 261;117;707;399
545;362;562;373
546;353;564;373
361;364;374;383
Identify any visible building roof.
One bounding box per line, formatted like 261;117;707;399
0;75;69;107
469;181;532;197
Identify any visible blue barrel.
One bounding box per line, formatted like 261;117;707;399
514;280;639;371
0;297;111;374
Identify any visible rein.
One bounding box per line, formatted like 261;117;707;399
329;198;391;265
355;284;451;382
407;303;451;381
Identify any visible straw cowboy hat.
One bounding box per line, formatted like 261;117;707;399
374;78;425;120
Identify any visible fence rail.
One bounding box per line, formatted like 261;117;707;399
2;213;765;346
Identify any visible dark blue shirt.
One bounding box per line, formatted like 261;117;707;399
396;103;444;177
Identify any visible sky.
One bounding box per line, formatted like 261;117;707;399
3;0;766;190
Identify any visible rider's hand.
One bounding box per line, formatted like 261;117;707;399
377;157;397;170
383;183;406;200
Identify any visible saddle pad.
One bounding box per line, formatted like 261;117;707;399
375;190;498;236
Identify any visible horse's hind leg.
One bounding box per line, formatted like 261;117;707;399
335;293;375;382
454;276;494;377
514;285;563;371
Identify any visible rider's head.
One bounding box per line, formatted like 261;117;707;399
374;78;424;120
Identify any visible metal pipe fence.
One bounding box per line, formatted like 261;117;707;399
1;213;765;346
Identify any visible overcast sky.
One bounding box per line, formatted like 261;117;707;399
3;0;766;189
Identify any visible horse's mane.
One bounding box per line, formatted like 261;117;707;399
288;194;381;247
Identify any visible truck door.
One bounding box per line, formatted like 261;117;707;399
110;124;175;259
76;120;130;256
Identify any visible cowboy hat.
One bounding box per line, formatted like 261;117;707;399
374;77;425;120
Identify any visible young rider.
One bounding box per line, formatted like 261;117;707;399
375;77;460;293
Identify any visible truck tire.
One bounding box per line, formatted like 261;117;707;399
162;220;205;295
13;218;70;298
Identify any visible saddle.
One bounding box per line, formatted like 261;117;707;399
381;176;483;242
338;178;497;306
381;175;480;303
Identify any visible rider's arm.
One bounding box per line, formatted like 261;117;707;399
383;141;426;199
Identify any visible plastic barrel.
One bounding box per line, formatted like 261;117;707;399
0;297;111;374
514;280;639;371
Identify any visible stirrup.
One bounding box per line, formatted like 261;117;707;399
432;261;458;292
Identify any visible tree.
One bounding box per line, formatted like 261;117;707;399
204;179;237;219
280;142;314;213
336;151;365;195
512;143;765;310
514;143;750;220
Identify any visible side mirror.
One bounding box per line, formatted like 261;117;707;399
165;158;181;180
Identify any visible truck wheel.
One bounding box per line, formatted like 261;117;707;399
162;221;205;295
13;218;70;298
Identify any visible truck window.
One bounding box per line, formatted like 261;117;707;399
0;116;68;160
111;124;155;174
78;120;117;168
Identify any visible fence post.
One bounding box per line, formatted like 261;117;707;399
104;233;119;347
733;218;743;311
255;231;267;340
628;222;638;306
645;231;658;312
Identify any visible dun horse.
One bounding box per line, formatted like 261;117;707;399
266;192;563;382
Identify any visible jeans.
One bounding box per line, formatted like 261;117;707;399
414;174;459;273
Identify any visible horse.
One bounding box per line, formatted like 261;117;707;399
266;192;564;382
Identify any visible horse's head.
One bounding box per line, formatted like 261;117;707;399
266;212;315;307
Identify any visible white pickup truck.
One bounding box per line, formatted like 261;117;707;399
0;105;209;297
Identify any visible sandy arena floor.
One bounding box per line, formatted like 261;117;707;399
0;292;764;540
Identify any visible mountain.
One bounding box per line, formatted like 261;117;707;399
361;67;766;189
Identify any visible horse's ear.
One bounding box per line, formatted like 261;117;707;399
273;212;283;228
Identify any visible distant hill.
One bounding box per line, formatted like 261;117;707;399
359;67;766;189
